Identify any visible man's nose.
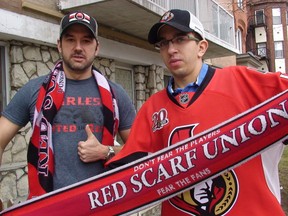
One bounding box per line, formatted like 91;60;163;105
167;41;177;53
74;41;83;50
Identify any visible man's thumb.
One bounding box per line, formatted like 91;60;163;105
85;125;94;138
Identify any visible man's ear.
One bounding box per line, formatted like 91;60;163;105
198;40;209;58
95;41;100;56
57;39;62;55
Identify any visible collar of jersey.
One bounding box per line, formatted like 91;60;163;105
168;63;208;96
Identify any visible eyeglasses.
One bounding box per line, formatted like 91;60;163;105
154;34;200;51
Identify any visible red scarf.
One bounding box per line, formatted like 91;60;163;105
2;90;287;216
27;61;119;198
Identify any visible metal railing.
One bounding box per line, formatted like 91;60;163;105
131;0;168;14
132;0;235;46
59;0;235;47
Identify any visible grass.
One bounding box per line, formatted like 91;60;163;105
280;145;288;214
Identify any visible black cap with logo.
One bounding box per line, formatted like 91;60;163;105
148;9;205;44
59;12;98;39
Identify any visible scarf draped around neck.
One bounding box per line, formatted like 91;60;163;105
27;61;119;198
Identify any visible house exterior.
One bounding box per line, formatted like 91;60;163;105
1;0;285;214
246;0;288;73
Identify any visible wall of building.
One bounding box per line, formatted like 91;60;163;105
0;0;61;24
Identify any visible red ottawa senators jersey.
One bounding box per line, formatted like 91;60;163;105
108;66;288;216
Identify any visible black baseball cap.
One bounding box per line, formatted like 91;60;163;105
59;12;98;39
148;9;205;44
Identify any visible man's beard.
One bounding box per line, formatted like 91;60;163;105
63;55;94;74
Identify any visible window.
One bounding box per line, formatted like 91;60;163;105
274;41;284;59
255;10;265;25
237;0;243;9
236;28;243;53
115;66;134;104
0;45;8;114
257;43;267;57
272;8;281;25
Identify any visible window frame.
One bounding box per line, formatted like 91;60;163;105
257;43;267;57
237;0;243;9
0;43;9;114
115;65;135;105
236;28;243;53
274;41;284;59
272;8;281;25
255;9;265;25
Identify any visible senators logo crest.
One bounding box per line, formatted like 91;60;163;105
160;11;174;23
169;171;238;215
168;124;239;215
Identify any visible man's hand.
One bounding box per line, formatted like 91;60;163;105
77;125;108;163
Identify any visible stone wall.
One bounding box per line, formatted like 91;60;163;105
134;64;164;111
1;41;61;208
0;41;164;215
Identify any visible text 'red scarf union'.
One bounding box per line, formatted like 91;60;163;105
1;90;287;216
27;61;119;199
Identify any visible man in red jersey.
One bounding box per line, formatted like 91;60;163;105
105;9;288;215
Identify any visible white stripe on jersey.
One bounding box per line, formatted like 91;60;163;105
280;73;288;79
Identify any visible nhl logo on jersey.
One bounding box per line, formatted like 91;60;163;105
179;93;189;104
